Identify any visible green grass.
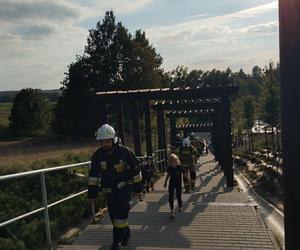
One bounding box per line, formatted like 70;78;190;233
0;102;12;127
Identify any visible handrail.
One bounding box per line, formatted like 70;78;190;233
153;149;167;172
0;152;167;249
0;161;91;250
0;161;90;181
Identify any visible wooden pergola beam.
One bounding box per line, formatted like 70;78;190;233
94;86;238;101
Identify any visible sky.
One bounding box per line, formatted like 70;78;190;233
0;0;279;91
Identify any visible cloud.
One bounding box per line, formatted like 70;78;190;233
238;21;278;34
0;0;157;90
146;1;278;47
94;0;153;16
0;0;278;90
16;24;59;39
0;0;80;23
143;1;278;72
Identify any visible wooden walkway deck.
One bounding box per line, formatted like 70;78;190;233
58;154;280;250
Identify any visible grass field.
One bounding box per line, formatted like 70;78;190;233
0;102;12;127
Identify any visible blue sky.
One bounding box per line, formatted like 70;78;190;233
0;0;279;91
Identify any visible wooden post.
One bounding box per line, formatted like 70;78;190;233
222;97;234;187
132;101;142;156
279;1;300;248
156;109;163;150
116;102;125;145
214;106;223;166
169;115;176;146
144;100;153;156
99;102;107;125
157;109;167;160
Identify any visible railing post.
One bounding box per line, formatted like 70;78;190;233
40;172;52;249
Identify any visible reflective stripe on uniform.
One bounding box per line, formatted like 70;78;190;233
88;177;99;185
100;161;107;170
102;187;112;193
117;181;126;189
115;162;125;173
133;173;142;183
127;180;133;185
114;218;128;228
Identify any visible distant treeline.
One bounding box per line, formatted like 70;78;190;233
0;89;61;103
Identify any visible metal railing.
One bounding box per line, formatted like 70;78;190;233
0;161;91;250
154;149;167;172
0;151;167;249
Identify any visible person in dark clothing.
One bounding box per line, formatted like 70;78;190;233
142;156;157;193
164;153;185;218
179;137;199;192
88;124;144;250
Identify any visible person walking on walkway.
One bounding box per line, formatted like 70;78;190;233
142;156;157;193
88;124;144;250
164;153;184;218
179;137;199;192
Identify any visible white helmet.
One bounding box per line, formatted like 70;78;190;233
96;124;115;141
182;137;191;147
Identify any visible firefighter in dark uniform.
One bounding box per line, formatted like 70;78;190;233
88;124;144;250
179;137;199;192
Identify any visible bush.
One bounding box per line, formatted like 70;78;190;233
0;238;24;250
0;169;105;249
9;88;50;135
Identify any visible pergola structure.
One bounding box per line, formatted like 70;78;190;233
164;108;214;143
153;98;229;179
279;1;300;248
93;85;238;187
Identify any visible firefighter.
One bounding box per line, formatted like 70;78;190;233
142;156;157;192
179;137;199;192
88;124;143;250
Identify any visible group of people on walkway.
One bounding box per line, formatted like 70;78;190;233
87;124;203;250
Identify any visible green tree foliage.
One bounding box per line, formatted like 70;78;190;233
0;238;24;250
126;30;163;89
168;65;189;88
243;95;256;151
52;56;98;138
9;88;50;135
231;98;245;147
201;68;233;87
260;62;280;155
85;11;133;91
260;62;280;128
0;170;104;249
53;11;164;138
243;96;256;130
167;66;232;88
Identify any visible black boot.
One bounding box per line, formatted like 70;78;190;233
121;236;128;246
121;227;131;246
110;242;121;250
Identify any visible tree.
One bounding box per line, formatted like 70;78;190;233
260;62;280;158
125;30;163;89
243;96;256;151
231;98;245;148
200;68;233;87
252;65;263;82
53;11;164;139
52;56;98;138
9;88;50;134
169;65;189;88
186;69;203;88
85;11;133;91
